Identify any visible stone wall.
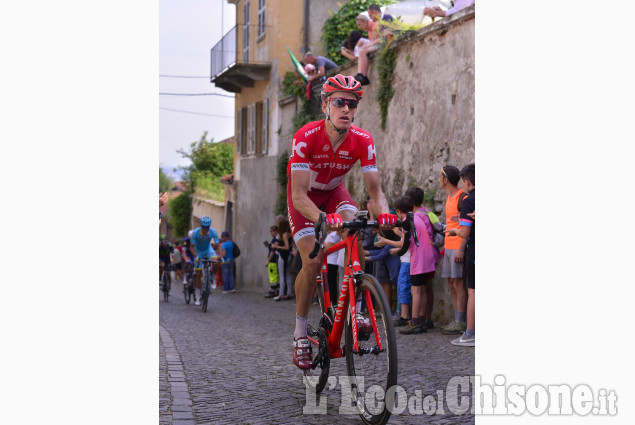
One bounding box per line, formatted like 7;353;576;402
337;6;475;324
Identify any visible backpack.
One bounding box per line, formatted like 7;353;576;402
232;241;241;258
416;209;445;249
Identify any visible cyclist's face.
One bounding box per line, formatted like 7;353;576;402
201;227;209;235
323;92;358;127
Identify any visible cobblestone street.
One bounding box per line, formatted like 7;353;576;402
159;284;474;425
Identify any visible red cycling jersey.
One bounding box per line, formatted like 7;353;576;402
286;120;378;241
287;119;377;192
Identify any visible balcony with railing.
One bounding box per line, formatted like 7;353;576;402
210;25;271;93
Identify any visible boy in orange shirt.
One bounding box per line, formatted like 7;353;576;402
439;166;468;334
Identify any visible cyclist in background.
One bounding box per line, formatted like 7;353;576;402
287;74;398;370
159;235;173;287
189;216;220;305
181;236;195;284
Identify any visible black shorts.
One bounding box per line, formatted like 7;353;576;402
466;258;475;289
410;273;429;287
173;262;183;271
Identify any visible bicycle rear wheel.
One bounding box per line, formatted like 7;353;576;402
304;280;330;394
345;273;397;425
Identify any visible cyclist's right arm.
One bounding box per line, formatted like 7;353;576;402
291;169;321;223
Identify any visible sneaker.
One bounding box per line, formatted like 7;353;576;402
425;319;434;329
195;299;201;306
222;291;228;294
274;295;283;301
353;73;365;83
393;316;410;327
357;314;373;340
264;292;276;298
442;321;467;335
293;338;313;370
362;76;371;86
231;289;236;293
451;332;475;346
399;321;427;335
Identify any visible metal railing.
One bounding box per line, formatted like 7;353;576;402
211;26;237;80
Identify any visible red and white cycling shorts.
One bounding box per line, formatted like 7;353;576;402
286;181;358;243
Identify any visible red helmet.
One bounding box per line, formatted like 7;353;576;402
322;74;363;100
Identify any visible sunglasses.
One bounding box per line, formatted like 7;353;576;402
441;168;448;179
329;97;358;109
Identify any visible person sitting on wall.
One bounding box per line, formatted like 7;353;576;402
340;30;370;61
424;0;475;19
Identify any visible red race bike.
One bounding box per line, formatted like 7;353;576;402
304;210;418;425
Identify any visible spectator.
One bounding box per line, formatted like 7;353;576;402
265;225;280;298
376;216;412;328
424;0;474;19
399;187;441;335
353;13;379;86
406;187;440;329
219;231;236;293
340;30;370;61
439;165;469;335
172;240;183;283
364;229;401;315
368;3;394;25
273;215;293;301
446;164;475;346
324;231;341;308
303;52;338;83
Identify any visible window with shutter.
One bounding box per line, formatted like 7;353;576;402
236;108;243;154
247;103;256;154
261;98;268;154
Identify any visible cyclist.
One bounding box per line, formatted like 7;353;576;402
159;235;173;291
189;216;220;306
181;236;195;284
287;74;398;370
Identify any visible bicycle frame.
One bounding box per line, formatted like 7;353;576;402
309;232;384;359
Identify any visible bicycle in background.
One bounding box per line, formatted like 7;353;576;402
160;263;174;302
183;261;195;304
199;257;220;313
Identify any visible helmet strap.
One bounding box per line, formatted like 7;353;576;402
326;102;350;136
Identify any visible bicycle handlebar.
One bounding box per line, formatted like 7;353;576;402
308;211;419;259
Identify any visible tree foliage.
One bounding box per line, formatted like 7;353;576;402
177;131;234;202
321;0;396;65
168;191;193;238
159;167;173;193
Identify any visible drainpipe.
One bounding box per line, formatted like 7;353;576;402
303;0;309;54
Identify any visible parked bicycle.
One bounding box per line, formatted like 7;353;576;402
160;263;174;302
304;210;417;425
183;261;195;304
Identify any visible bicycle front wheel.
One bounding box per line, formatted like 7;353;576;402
202;272;211;312
304;280;330;394
184;282;191;304
345;273;397;425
